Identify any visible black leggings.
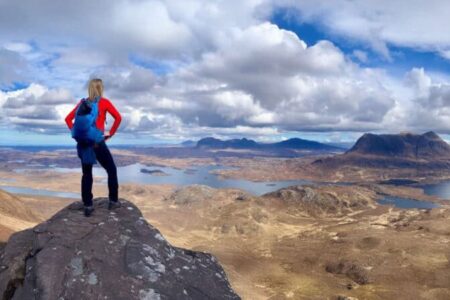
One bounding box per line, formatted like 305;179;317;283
80;141;118;206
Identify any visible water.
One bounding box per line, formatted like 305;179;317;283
377;196;439;209
419;181;450;200
21;163;309;196
0;185;79;198
378;179;450;200
9;162;448;205
0;178;16;183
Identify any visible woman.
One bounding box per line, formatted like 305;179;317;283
65;78;122;217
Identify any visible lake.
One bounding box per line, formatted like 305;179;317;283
5;163;447;209
1;185;79;198
377;196;439;209
419;181;450;200
14;163;309;196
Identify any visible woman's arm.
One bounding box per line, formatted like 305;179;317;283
65;101;81;130
104;99;122;137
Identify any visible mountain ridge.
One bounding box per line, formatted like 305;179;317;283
196;137;341;151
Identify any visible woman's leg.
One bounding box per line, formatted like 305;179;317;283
94;141;119;202
81;163;94;206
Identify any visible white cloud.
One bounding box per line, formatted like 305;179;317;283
0;84;73;132
0;48;29;88
2;42;32;53
1;1;450;142
279;0;450;59
439;50;450;62
163;22;394;131
352;50;368;63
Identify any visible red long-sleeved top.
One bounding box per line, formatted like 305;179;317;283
65;97;122;137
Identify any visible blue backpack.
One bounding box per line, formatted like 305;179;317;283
71;96;104;143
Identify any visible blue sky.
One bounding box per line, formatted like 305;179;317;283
1;1;450;145
271;7;450;76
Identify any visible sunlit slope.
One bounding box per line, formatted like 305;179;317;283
0;189;40;240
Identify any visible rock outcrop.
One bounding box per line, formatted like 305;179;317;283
166;185;216;205
0;198;240;300
262;185;375;217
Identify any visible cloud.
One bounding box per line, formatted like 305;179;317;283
0;48;29;88
352;50;368;63
0;84;73;133
377;68;450;133
160;22;395;131
278;0;450;59
0;0;270;64
1;1;450;142
3;42;32;53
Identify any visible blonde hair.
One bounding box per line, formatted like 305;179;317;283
88;78;103;100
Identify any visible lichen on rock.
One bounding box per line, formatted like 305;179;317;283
0;198;240;300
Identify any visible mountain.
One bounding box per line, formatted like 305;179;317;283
197;137;259;149
196;137;340;151
270;138;340;150
0;198;240;300
312;132;450;177
180;140;196;147
347;131;450;158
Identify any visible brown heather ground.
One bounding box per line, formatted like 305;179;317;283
1;179;449;299
1;150;450;299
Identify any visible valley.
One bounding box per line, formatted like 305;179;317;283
1;132;450;299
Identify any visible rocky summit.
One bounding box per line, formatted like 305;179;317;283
0;198;240;300
347;131;450;158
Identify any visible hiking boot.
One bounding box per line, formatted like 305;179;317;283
108;200;121;210
84;206;94;217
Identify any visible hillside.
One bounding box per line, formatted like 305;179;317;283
1;183;449;299
0;189;40;241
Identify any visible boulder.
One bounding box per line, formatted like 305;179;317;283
325;259;371;285
0;198;240;300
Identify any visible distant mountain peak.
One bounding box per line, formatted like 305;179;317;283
196;137;340;151
347;131;450;158
180;140;196;147
423;131;440;139
197;137;259;149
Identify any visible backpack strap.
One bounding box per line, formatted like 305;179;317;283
74;98;85;115
90;97;100;126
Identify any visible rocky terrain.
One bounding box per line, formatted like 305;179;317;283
160;184;450;299
1;132;450;299
0;182;449;299
0;198;239;300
